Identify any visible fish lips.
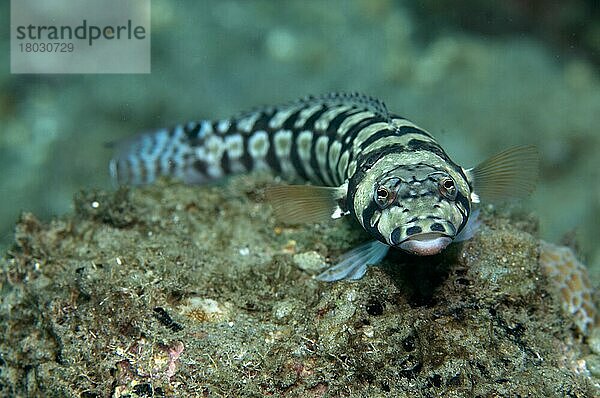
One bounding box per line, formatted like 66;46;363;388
398;233;453;256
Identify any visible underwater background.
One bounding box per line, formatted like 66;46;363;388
1;1;599;277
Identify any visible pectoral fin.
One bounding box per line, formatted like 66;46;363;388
265;184;347;224
454;209;481;242
316;240;390;282
468;145;539;202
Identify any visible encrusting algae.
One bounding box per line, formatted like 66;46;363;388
540;241;598;336
0;174;599;397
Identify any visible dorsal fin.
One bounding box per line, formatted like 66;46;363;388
235;92;392;122
296;92;391;122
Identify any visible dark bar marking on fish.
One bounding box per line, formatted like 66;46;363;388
326;109;364;137
392;120;434;138
265;130;282;175
455;191;470;231
354;143;408;171
308;136;322;185
340;116;385;151
192;158;208;178
281;108;304;131
323;139;340;187
300;105;329;132
220;149;232;176
309;107;353;184
361;200;385;243
358;128;398;151
406;138;467;180
407;139;449;161
241;133;255;172
397;126;433;138
168;156;177;176
289;129;310;182
184;122;200;141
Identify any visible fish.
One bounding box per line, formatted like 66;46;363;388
110;92;539;282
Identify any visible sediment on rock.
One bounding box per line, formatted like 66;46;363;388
0;176;598;397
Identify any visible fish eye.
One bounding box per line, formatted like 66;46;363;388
438;177;457;200
374;185;395;208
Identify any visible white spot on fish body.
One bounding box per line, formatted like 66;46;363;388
337;150;350;180
297;130;319;182
198;121;213;138
248;130;269;158
328;140;342;184
207;164;223;179
274;129;295;177
217;119;231;134
347;160;357;178
248;130;270;170
203;135;225;163
297;130;313;160
315;135;333;186
237;112;261;133
225;134;244;159
274;130;293;157
328;140;342;162
331;206;349;219
224;134;246;173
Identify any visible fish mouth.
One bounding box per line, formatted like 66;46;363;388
398;233;453;256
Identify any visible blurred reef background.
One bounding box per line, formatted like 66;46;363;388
1;0;600;396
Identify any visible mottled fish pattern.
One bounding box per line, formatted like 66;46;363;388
113;93;419;188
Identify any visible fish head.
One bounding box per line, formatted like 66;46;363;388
355;163;471;255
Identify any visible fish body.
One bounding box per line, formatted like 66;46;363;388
111;93;537;281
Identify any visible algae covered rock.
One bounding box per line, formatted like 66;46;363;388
0;175;598;397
